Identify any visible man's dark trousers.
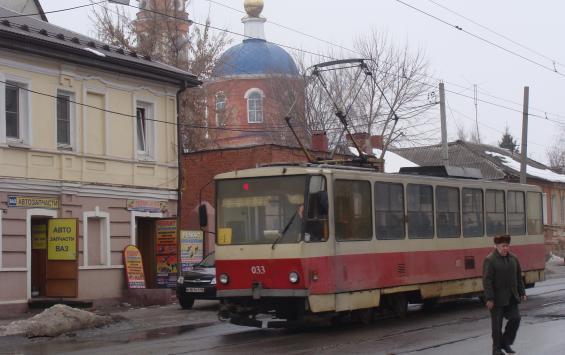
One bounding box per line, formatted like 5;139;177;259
490;299;521;353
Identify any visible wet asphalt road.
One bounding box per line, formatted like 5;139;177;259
2;276;565;355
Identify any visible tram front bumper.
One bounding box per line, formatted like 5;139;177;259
217;288;308;298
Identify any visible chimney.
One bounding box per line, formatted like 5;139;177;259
348;132;372;155
370;135;384;150
311;131;328;152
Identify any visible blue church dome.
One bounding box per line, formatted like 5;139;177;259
212;39;299;77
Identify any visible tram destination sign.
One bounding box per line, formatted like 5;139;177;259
8;195;59;209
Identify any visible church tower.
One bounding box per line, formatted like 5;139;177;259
134;0;190;67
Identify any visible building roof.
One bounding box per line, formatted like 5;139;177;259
391;140;565;184
0;6;200;87
212;38;299;77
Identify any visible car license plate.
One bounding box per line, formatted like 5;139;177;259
186;287;205;293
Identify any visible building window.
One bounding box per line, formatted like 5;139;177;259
552;193;559;224
136;101;155;159
462;188;484;237
407;184;434;239
215;92;227;126
245;89;263;123
374;182;405;240
334;180;372;241
4;80;29;144
57;91;74;149
436;186;461;238
486;189;506;236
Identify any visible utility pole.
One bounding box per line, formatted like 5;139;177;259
474;84;481;143
520;86;529;184
439;82;449;166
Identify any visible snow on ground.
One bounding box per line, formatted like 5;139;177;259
0;304;113;337
486;151;565;183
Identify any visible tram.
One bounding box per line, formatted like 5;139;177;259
210;163;545;327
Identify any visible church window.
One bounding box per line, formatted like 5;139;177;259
245;88;263;123
215;92;227;126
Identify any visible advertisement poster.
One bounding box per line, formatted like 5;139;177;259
32;224;47;250
47;219;77;261
180;230;203;272
155;219;178;288
123;245;146;289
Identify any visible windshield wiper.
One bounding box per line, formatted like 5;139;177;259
271;212;298;250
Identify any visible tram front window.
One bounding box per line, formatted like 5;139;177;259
216;175;308;245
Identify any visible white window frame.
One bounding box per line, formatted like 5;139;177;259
135;100;156;161
55;89;76;151
0;74;31;146
552;193;559;225
215;91;227;126
81;207;111;269
244;88;264;123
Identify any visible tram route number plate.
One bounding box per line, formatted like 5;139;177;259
186;287;205;293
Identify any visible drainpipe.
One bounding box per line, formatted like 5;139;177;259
176;82;189;224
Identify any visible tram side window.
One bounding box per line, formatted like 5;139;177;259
486;189;506;236
508;191;526;235
407;184;434;239
462;188;484;237
436;186;461;238
527;192;543;235
304;175;329;242
374;182;405;240
334;180;372;241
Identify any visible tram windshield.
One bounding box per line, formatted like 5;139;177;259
216;175;328;245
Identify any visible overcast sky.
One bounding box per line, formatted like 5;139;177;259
40;0;565;164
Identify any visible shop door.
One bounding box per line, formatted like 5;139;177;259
31;218;48;297
45;218;79;298
136;218;156;288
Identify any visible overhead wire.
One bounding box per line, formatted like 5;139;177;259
0;1;106;20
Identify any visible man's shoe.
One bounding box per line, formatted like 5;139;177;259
502;344;516;354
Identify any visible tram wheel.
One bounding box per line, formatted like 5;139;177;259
392;294;408;318
357;308;374;325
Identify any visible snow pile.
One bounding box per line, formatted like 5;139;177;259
0;304;113;337
486;151;565;183
347;147;419;173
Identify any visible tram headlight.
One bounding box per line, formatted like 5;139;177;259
289;271;299;284
219;273;229;284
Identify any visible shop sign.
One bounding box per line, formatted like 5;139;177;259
8;195;59;209
180;230;203;272
123;245;146;289
32;224;47;250
126;199;167;213
47;219;77;261
155;219;178;288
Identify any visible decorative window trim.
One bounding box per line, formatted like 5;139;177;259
1;73;31;146
55;89;77;151
215;91;227;126
134;99;156;161
244;88;264;123
83;207;111;267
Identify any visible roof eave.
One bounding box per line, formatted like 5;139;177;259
0;31;201;88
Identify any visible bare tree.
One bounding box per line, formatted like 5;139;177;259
547;127;565;173
90;1;231;151
298;31;436;156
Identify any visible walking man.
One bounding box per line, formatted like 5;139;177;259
483;235;526;355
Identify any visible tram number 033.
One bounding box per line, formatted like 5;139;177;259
251;266;266;274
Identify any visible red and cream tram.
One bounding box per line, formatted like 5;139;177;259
212;164;545;327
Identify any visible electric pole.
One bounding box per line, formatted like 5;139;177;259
439;82;448;166
520;86;529;184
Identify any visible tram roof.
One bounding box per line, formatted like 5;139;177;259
213;163;541;190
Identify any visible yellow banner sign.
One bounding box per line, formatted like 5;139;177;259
32;224;47;250
8;195;59;209
47;219;77;260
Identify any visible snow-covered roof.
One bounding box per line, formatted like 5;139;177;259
485;151;565;183
348;147;419;173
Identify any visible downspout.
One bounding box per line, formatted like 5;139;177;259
176;82;189;223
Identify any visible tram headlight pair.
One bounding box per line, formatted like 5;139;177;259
289;271;300;284
219;273;229;284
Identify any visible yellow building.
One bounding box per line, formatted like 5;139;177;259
0;6;199;313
